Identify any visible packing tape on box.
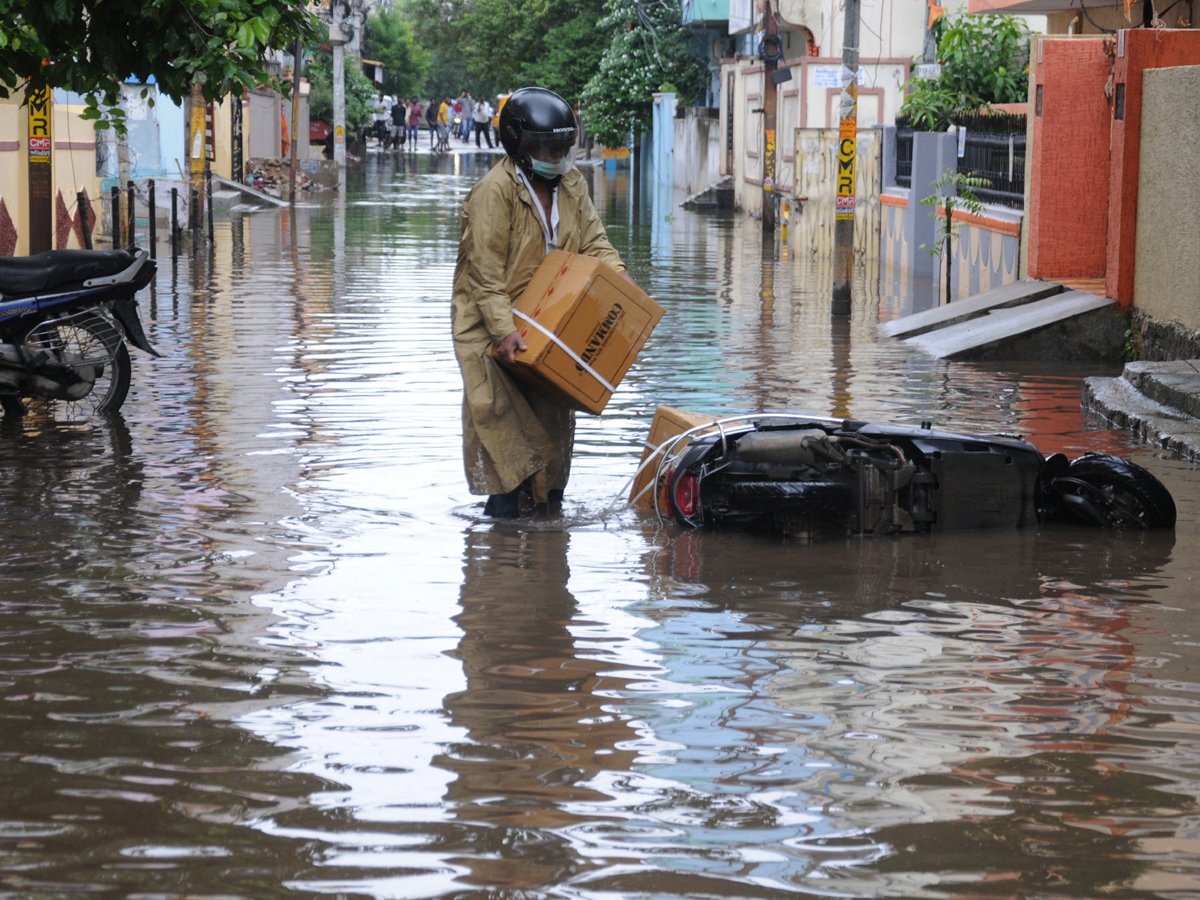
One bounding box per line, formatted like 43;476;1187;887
511;308;618;395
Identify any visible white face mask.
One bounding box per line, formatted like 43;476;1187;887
529;152;574;179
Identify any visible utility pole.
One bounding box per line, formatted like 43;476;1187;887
26;84;53;254
289;39;303;204
831;0;861;317
332;0;347;167
761;0;779;234
187;84;207;239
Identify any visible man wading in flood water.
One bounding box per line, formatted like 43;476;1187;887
451;87;631;518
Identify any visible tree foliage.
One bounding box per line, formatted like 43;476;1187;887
0;0;318;131
306;46;378;137
363;7;429;100
402;0;609;105
900;13;1030;131
579;0;707;147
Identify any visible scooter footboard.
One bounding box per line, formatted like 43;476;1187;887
927;448;1041;530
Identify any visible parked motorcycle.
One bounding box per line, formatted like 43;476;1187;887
0;247;157;421
658;415;1176;535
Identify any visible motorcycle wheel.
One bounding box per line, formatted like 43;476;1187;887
1052;454;1176;529
2;313;132;422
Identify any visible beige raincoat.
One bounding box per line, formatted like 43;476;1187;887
452;157;626;502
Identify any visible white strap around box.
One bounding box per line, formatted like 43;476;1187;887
511;308;617;395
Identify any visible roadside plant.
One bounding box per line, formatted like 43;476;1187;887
1123;325;1142;362
900;13;1030;131
920;170;989;303
898;77;978;132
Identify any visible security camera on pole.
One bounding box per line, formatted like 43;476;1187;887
831;0;860;317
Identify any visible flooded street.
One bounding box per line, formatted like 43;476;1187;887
3;151;1200;899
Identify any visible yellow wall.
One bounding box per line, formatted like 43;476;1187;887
0;99;24;253
0;89;99;256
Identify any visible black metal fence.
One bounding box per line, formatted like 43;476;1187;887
894;112;1027;209
895;123;914;189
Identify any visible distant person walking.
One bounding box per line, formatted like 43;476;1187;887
389;98;406;150
436;96;451;151
425;97;439;148
408;98;421;146
473;96;493;148
460;92;474;141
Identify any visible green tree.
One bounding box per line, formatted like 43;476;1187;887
402;0;609;104
402;0;473;96
900;13;1030;131
580;0;707;147
306;47;378;137
464;0;606;103
518;1;606;106
364;7;430;99
0;0;318;131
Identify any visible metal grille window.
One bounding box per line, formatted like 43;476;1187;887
956;114;1026;209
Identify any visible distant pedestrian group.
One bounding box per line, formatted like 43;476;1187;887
365;92;500;153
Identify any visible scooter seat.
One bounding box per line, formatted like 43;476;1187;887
0;249;137;297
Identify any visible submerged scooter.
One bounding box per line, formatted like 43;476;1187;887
660;415;1176;535
0;247;157;421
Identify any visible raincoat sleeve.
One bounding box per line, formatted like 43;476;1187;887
461;181;521;343
576;189;626;274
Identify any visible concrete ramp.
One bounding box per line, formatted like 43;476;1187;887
882;280;1064;340
680;176;734;211
905;290;1124;361
212;175;289;207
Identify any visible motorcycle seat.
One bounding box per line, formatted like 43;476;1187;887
0;249;138;297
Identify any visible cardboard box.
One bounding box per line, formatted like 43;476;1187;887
496;250;664;415
630;406;718;510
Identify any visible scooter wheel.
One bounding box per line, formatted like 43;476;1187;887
1054;453;1176;529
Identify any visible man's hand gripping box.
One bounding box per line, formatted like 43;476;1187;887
495;250;664;415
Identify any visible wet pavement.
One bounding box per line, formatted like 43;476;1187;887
1;150;1200;899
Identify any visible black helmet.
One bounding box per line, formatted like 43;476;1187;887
499;87;577;183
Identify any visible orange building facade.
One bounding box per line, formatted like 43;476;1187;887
1023;30;1200;306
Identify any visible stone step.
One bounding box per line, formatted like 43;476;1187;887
882;279;1064;340
1121;360;1200;420
1083;366;1200;461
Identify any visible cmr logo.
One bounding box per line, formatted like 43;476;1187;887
28;86;51;136
836;137;856;195
28;85;52;160
835;118;856;219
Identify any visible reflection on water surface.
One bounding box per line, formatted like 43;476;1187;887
0;152;1198;899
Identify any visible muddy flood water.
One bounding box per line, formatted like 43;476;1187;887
2;152;1200;900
